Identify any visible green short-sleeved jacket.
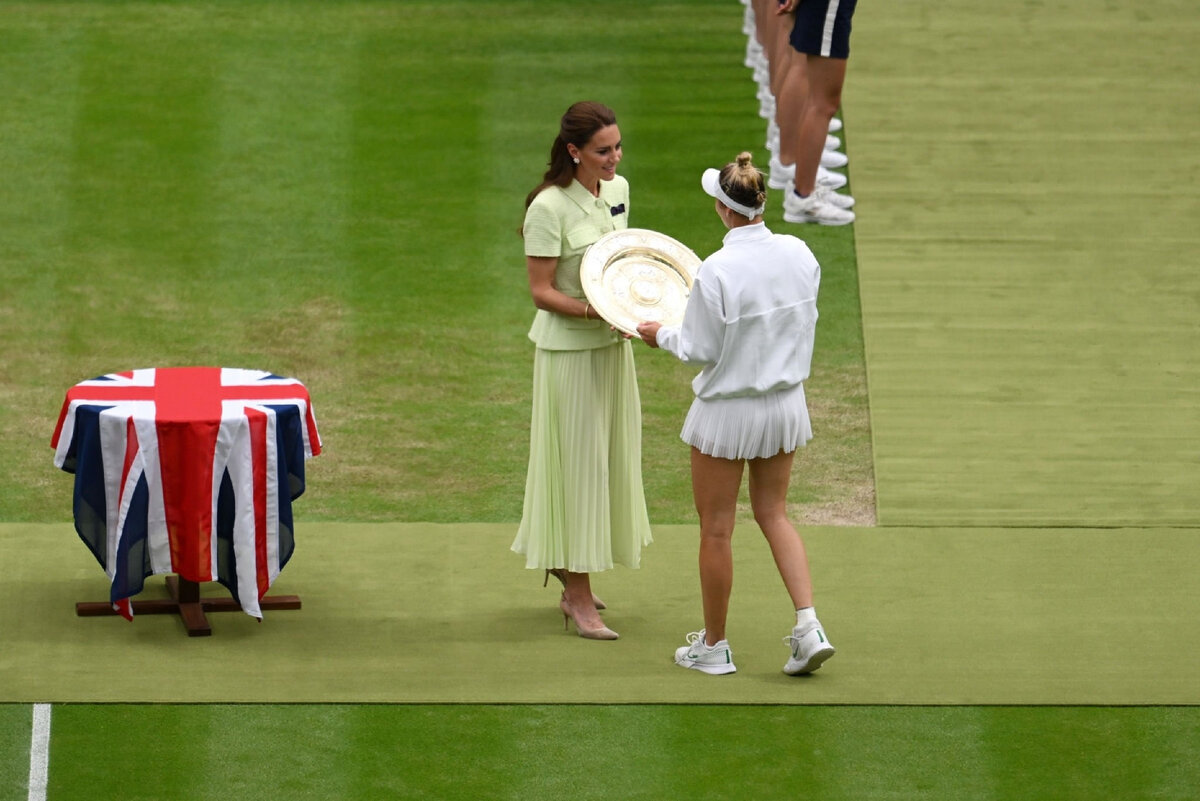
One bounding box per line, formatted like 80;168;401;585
523;175;629;350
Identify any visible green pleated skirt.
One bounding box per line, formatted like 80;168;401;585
511;340;653;572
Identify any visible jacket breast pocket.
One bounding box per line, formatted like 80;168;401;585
565;224;602;253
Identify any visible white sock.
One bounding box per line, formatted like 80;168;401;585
796;607;818;628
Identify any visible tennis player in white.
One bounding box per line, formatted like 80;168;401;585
638;152;835;676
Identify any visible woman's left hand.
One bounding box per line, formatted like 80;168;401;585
636;321;661;348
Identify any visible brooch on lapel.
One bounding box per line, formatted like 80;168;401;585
610;203;626;216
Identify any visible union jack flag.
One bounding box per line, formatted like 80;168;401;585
51;367;321;620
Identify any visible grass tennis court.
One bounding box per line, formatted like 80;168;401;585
3;1;1199;799
6;705;1200;801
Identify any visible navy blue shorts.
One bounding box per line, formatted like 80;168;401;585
789;0;858;59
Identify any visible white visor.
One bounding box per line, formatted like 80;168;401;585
701;167;764;219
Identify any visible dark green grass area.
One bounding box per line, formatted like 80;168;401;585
0;0;871;526
12;704;1195;801
0;707;30;801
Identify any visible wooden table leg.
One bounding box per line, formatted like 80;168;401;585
75;576;302;637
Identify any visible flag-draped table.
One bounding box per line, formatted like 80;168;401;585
50;367;322;636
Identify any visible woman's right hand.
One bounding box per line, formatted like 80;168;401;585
636;321;661;348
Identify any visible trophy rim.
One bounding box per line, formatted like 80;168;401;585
581;228;701;337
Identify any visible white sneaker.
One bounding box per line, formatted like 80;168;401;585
783;622;836;675
674;630;737;675
765;120;780;153
816;186;855;209
770;157;849;192
783;191;856;226
821;149;848;169
828;117;843;133
745;41;765;69
768;154;795;190
769;133;840;154
817;165;847;190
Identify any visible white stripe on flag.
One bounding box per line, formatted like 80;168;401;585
28;704;50;801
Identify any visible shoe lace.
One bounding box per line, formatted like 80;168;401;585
685;630;706;647
783;625;818;654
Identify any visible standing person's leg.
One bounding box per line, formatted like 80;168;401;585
546;346;624;641
792;54;847;197
781;0;856;224
559;571;617;640
783;52;853;224
774;51;807;174
746;450;813;607
690;448;744;644
673;447;742;675
748;449;836;674
559;572;601;622
765;3;795;97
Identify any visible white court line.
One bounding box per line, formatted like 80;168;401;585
28;704;50;801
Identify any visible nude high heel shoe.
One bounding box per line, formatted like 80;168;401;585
559;597;619;641
544;568;607;610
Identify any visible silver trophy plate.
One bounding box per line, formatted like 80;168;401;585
581;228;701;336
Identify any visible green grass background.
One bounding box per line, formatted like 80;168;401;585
0;0;871;526
852;2;1200;527
2;0;1199;799
3;705;1194;801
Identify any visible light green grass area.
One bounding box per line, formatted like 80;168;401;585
850;1;1200;527
5;522;1199;705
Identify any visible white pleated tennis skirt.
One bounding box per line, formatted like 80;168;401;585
680;382;813;460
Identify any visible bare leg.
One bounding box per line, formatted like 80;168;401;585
690;447;744;644
775;55;808;168
758;0;805;167
763;3;794;98
793;54;847;196
747;450;814;609
560;571;605;630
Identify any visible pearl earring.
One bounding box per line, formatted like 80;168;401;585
572;157;580;164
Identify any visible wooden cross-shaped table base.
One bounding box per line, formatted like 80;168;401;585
75;576;301;637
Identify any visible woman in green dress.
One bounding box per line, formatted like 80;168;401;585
511;101;652;641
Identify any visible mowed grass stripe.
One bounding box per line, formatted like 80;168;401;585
207;14;357;353
25;704;1200;801
208;14;363;518
2;1;872;526
0;705;34;799
850;1;1200;526
67;21;219;301
0;16;91;520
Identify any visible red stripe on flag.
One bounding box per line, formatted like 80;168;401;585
113;597;133;621
304;406;322;456
156;368;222;580
246;406;271;600
119;417;138;508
